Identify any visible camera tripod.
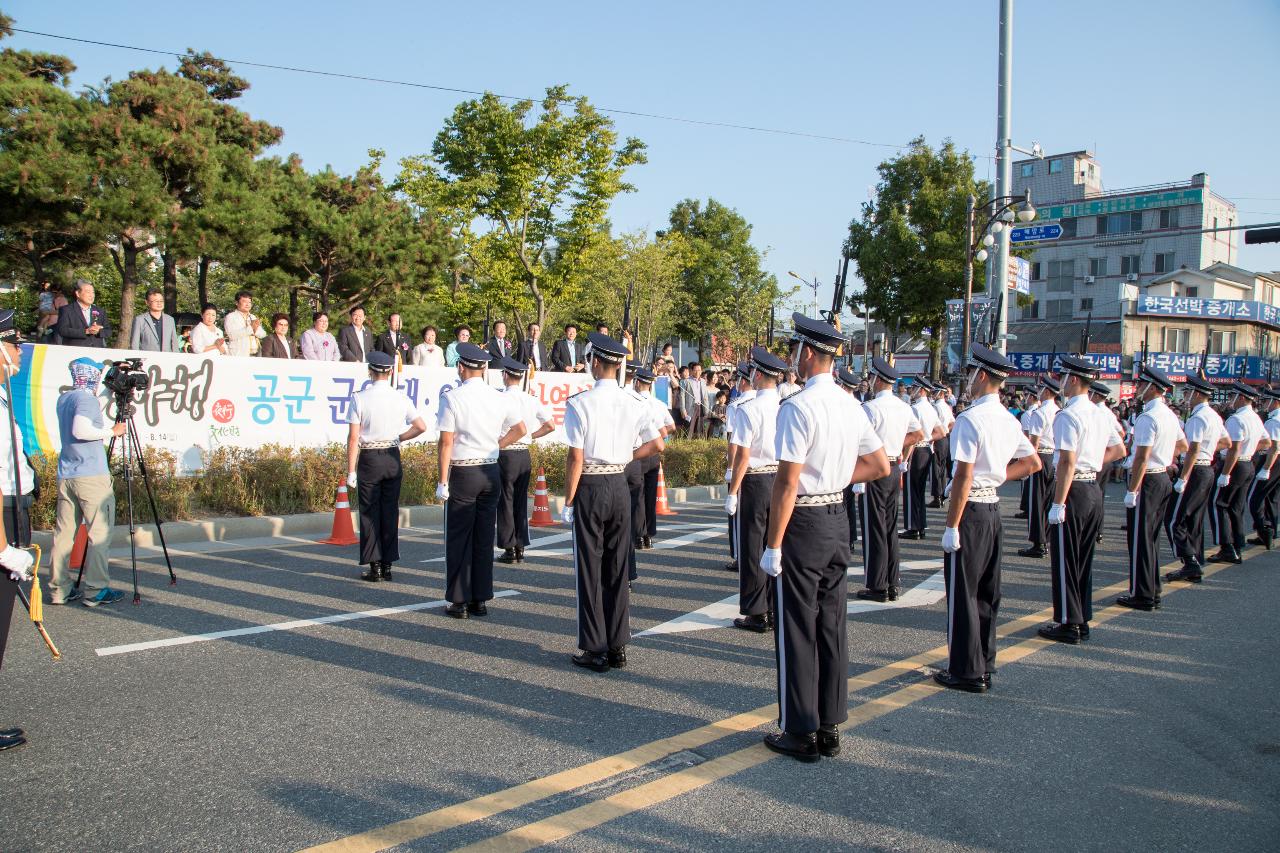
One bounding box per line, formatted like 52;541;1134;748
74;398;176;603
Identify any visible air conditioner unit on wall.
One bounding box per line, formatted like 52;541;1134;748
1126;273;1139;282
1084;275;1096;284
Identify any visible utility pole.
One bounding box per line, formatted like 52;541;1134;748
992;0;1014;355
962;194;976;371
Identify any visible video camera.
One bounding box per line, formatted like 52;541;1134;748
102;357;149;398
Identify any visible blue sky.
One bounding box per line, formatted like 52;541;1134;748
7;0;1280;313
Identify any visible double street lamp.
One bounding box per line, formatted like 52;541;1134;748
962;188;1036;371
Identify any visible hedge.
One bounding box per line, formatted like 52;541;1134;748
29;438;729;530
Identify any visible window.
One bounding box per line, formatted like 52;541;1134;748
1047;260;1074;292
1049;159;1063;174
1059;217;1077;238
1046;300;1072;319
1210;330;1236;354
1155;252;1175;274
1080;298;1094;311
1120;255;1141;276
1097;212;1143;235
1021;163;1035;178
1159;208;1179;229
1088;258;1108;278
1020;301;1039;320
1164;328;1190;352
1031;261;1042;281
1185;286;1199;298
1087;163;1096;180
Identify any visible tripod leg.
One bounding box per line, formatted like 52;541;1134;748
127;419;176;586
123;437;140;605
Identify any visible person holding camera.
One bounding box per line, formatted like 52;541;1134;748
48;358;126;607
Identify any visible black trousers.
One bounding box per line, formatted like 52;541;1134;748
497;448;532;550
573;473;631;653
736;472;774;616
446;463;500;604
843;486;860;545
1;496;31;681
1026;453;1055;547
641;455;660;538
1126;471;1172;602
861;469;901;593
1049;480;1103;626
357;448;402;566
945;501;1002;680
904;447;932;532
625;460;643;582
1215;459;1254;551
1247;462;1280;534
931;437;950;500
1019;478;1030;513
1167;465;1214;566
775;502;849;736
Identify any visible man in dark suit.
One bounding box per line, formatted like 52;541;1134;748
337;305;375;362
485;320;513;362
550;323;585;373
374;312;413;365
517;322;548;371
55;280;111;348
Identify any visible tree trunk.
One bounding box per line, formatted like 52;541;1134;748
197;255;212;308
115;240;140;348
288;286;299;333
162;252;179;315
529;274;545;328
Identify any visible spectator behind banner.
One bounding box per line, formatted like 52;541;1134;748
413;325;446;368
260;313;296;359
48;358;127;607
54;279;111;348
37;280;59;341
338;305;375;363
518;322;547;371
301;312;339;361
189;304;228;355
223;290;266;357
551;323;584;372
375;312;413;366
485;320;513;361
445;325;471;367
129;288;180;352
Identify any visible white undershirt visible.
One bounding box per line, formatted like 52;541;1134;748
72;414;114;441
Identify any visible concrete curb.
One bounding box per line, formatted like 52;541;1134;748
29;484;729;550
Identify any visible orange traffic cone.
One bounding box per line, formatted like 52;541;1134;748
655;463;677;516
530;468;556;527
69;522;89;570
318;484;359;545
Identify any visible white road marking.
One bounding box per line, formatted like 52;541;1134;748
420;522;724;562
95;589;522;657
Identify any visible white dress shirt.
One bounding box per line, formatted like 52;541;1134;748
346;379;420;443
949;392;1036;500
1128;397;1185;470
1225;405;1266;459
564;379;660;465
862;389;921;461
1025;399;1060;453
1020;401;1040;432
1053;393;1124;475
912;396;940;445
0;390;35;496
774;373;883;495
437;377;522;462
189;322;225;354
726;389;755;437
1183;402;1226;464
638;390;675;437
413;343;446;368
933;398;956;431
730;387;780;468
503;385;552;446
224;310;265;357
1264;409;1280;446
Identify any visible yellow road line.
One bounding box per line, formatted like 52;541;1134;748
300;554;1244;853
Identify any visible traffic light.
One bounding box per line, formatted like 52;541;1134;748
1245;227;1280;245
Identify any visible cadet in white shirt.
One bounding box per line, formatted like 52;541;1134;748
496;358;555;565
1212;382;1267;563
725;348;787;633
857;357;923;603
722;363;754;571
903;379;942;539
436;344;527;618
1040;355;1126;645
1017;398;1041;518
760;314;889;763
633;367;675;549
935;345;1040;693
1247;387;1280;548
345;352;430;582
1019;378;1062;559
1165;375;1227;582
834;367;864;549
930;385;956;506
562;334;663;673
1118;364;1186;610
621;362;667;584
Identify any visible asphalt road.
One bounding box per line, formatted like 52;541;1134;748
3;484;1278;852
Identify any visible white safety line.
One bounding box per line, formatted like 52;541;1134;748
95;589;522;657
420;522;724;562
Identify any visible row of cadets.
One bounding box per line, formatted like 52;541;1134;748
1210;382;1266;564
1015;392;1041;520
834;367;865;550
1164;375;1226;581
901;378;942;540
623;362;675;585
723;362;755;572
497;358;555;565
929;384;956;507
1018;377;1061;559
632;365;675;551
1246;387;1280;550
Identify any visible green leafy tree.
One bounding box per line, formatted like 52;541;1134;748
398;85;647;326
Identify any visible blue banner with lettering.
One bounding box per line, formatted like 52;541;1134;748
1144;352;1280;383
1136;295;1280;330
1008;352;1122;379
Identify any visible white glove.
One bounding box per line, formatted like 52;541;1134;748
724;467;732;483
941;527;961;553
899;460;910;473
1259;468;1272;481
1048;503;1066;525
1124;490;1139;509
346;470;358;489
435;483;450;501
724;494;738;515
760;547;782;577
1217;474;1231;488
1;546;33;582
943;479;953;499
1173;478;1187;494
561;504;575;524
851;482;866;495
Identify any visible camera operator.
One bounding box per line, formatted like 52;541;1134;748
48;358;126;607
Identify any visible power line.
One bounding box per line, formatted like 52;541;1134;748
10;27;910;150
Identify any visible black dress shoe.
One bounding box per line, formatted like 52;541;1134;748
763;731;820;763
361;563;383;582
899;529;924;540
724;561;739;572
445;603;469;619
982;673;993;688
1165;567;1203;584
0;727;23;738
0;734;27;752
1247;535;1265;546
572;651;609;673
933;670;988;693
926;498;942;509
816;725;841;757
733;614;769;633
498;548;518;564
607;647;627;669
642;536;653;549
633;538;644;550
1013;511;1029;519
855;588;889;603
887;586;899;602
514;548;525;563
1037;622;1082;644
467;601;488;616
1079;624;1091;641
1116;595;1156;612
1017;545;1046;558
380;562;394;581
1209;549;1242;564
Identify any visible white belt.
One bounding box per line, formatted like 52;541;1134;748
1038;449;1055;455
1146;466;1171;474
582;463;625;475
454;457;497;467
914;441;932;450
1072;471;1097;481
886;455;900;463
967;486;998;504
1194;460;1213;466
747;465;778;475
503;444;530;451
795;492;843;506
360;439;399;450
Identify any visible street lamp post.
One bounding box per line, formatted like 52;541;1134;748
963;189;1036;379
787;270;821;319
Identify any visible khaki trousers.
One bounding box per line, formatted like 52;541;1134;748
50;474;115;600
